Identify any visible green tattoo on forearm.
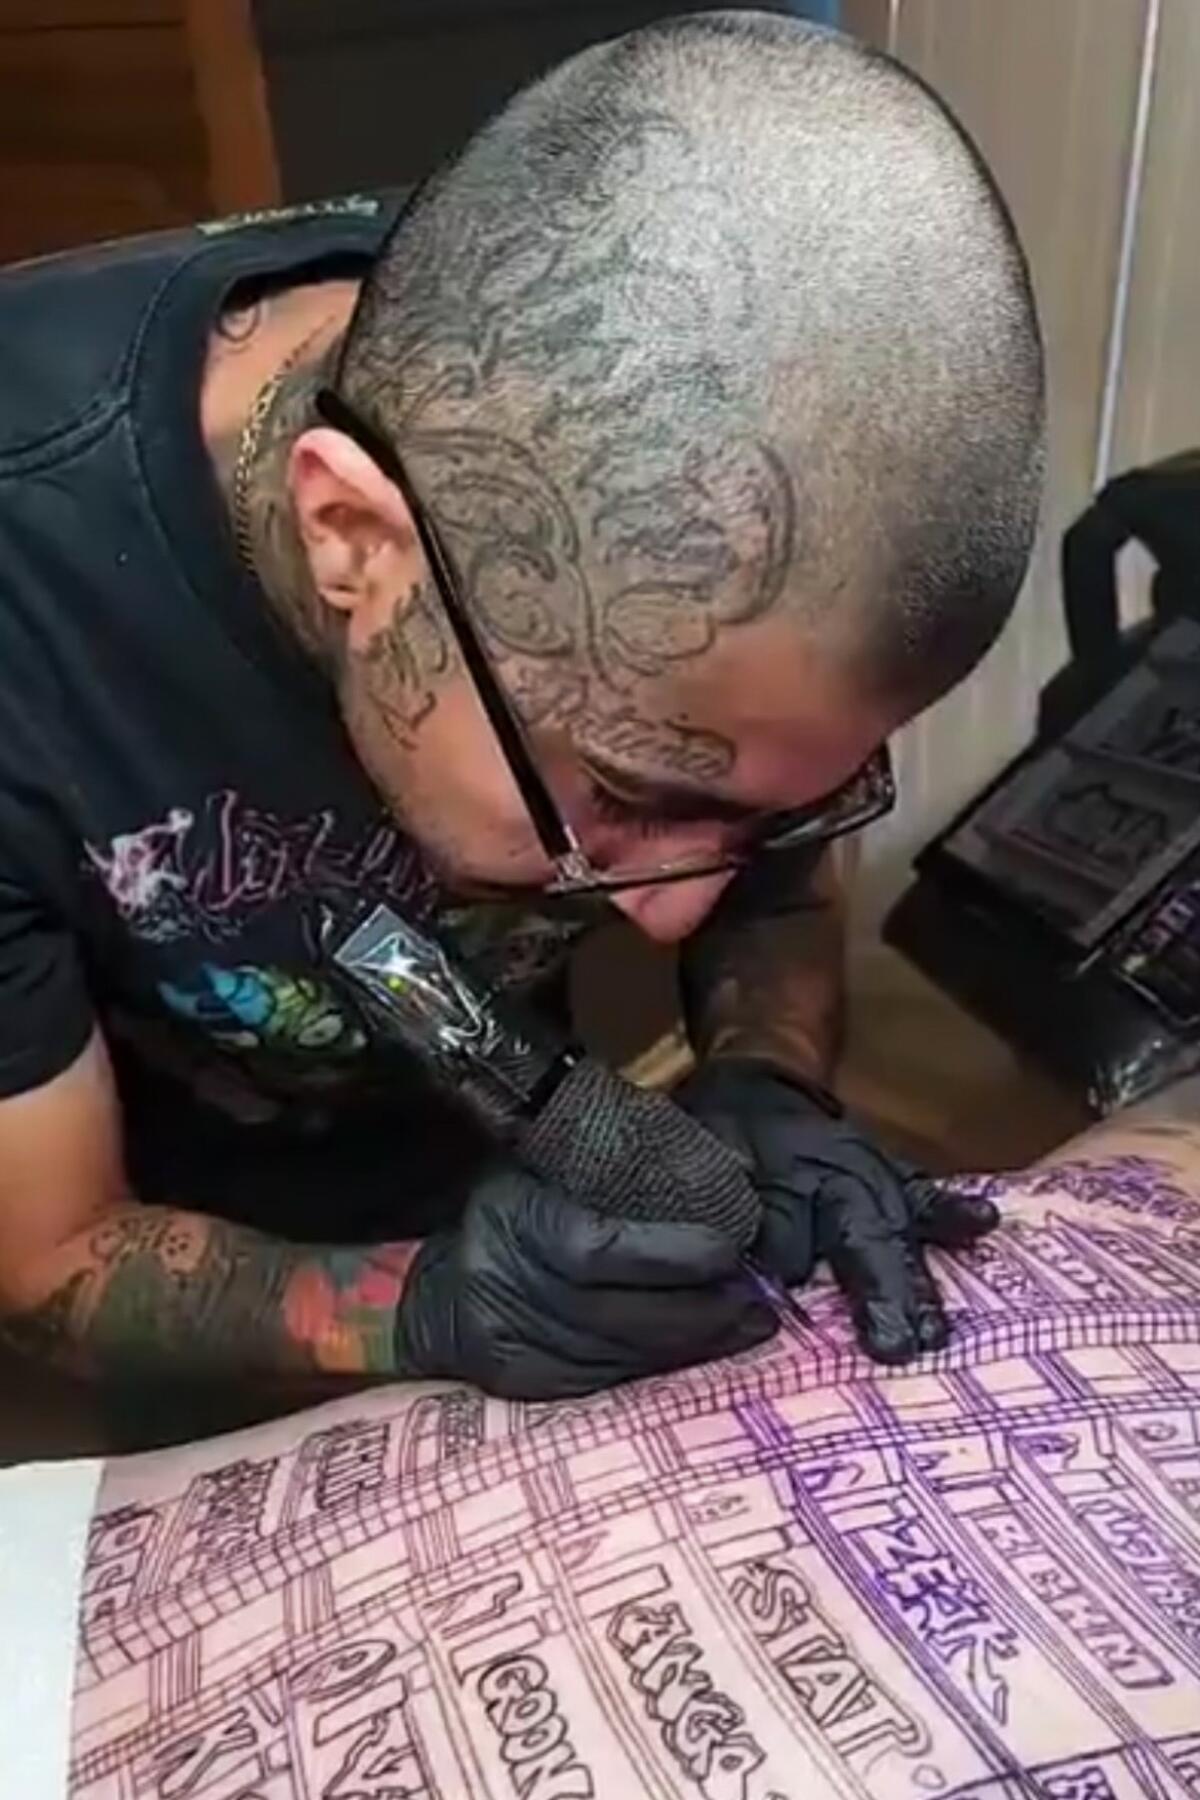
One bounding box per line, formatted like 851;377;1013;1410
0;1205;416;1381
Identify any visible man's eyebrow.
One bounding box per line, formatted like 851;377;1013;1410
582;752;760;824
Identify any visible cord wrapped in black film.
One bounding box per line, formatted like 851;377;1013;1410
326;902;760;1250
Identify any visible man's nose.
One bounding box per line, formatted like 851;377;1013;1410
609;871;737;944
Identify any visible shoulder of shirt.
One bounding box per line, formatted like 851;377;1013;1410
0;191;404;475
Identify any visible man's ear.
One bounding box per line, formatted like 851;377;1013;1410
288;426;423;650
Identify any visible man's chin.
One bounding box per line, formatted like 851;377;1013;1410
435;866;611;919
444;875;548;903
418;843;608;912
426;855;556;905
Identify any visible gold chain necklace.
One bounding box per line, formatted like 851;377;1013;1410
230;328;328;573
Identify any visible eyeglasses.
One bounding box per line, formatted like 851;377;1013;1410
314;387;896;896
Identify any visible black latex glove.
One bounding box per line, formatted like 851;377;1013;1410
676;1058;999;1365
395;1162;777;1399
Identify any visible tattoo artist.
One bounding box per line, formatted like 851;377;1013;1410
0;16;1043;1425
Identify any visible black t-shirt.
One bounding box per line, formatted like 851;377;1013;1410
0;198;596;1239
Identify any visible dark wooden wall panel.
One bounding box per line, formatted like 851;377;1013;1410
0;22;208;262
0;0;277;267
0;1;181;25
255;0;795;199
185;0;279;215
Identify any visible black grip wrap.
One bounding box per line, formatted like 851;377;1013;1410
518;1057;760;1250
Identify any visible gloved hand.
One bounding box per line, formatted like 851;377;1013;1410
395;1162;777;1399
676;1058;999;1365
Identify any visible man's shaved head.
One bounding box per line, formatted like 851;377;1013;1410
339;9;1043;740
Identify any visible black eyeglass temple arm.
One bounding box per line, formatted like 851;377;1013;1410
314;387;575;863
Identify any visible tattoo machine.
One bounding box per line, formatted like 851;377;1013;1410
326;902;765;1255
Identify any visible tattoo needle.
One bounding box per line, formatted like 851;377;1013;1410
740;1254;810;1327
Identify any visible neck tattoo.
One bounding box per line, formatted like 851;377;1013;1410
229;324;335;576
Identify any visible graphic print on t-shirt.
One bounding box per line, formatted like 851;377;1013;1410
83;789;433;947
158;964;367;1059
83;790;598;1131
78;767;603;1192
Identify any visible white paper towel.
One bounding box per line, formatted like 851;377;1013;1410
0;1459;100;1800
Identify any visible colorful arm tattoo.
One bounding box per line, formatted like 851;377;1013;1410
0;1204;417;1381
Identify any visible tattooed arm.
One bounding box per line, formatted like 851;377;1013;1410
0;1032;414;1382
679;847;846;1086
